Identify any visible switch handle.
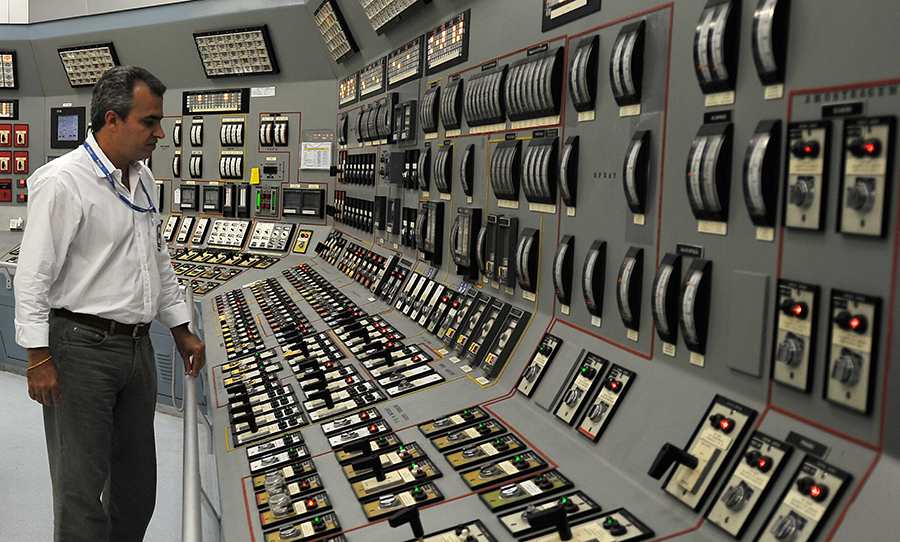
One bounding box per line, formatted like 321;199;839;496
648;442;699;480
388;505;424;541
525;503;572;541
307;389;335;410
352;454;386;482
341;440;372;457
304;379;327;392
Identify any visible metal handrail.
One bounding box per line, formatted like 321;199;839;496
182;286;203;542
0;259;16;289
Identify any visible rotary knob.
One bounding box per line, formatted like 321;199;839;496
776;333;805;367
831;350;862;385
845;178;876;212
772;513;805;541
722;482;753;512
788;176;816;208
523;364;540;382
588;401;610;421
564;388;583;406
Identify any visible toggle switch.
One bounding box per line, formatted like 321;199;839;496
648;443;699;480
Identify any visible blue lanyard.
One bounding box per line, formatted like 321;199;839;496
83;141;157;214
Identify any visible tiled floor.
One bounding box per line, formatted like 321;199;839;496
0;368;184;541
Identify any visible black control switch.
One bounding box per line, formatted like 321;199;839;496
525;503;573;541
648;443;699;480
388;505;425;542
352;454;386;482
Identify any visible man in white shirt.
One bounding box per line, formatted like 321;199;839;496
14;66;205;541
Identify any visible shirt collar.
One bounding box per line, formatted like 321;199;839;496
84;131;141;180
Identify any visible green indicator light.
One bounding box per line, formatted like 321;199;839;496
257;192;260;207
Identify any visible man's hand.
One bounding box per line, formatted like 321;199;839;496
171;324;206;377
27;347;61;406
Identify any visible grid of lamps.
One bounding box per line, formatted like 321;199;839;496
359;0;418;32
57;44;118;87
1;53;16;88
314;0;357;63
193;26;278;77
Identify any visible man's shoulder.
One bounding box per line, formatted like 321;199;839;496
29;148;90;188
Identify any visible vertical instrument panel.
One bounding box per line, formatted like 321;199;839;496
417;145;432;192
434;143;454;194
693;0;741;95
751;0;791;86
522;136;558;205
515;227;541;294
505;46;564;123
464;64;508;127
460;143;475;196
610;21;646;107
490;139;523;202
440;77;464;132
679;258;713;357
569;35;599;113
559;135;579;208
451;207;482;280
652;253;682;347
616;247;643;333
552;235;574;307
623;130;651;215
419;83;441;135
743;119;782;228
582;240;607;320
686;121;733;223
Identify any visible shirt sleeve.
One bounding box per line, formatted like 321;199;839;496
142;169;191;330
154;228;191;330
14;174;83;348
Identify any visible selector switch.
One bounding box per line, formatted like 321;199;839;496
838;116;895;236
707;432;793;538
825;289;880;414
787;176;815;208
772;280;819;392
830;349;862;385
757;456;851;542
784;121;830;230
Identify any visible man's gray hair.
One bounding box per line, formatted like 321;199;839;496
90;66;166;132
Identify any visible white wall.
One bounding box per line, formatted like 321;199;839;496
28;0;194;23
1;0;29;23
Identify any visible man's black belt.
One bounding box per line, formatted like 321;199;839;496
53;308;151;338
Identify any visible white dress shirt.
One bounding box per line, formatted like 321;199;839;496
14;131;190;348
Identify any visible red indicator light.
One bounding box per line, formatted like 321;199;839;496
442;297;448;303
849;317;861;330
370;424;378;431
360;411;368;418
864;142;876;154
805;145;813;154
792;304;803;316
306;498;317;508
719;419;731;431
810;485;822;498
610;381;618;390
301;481;309;488
758;458;768;469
